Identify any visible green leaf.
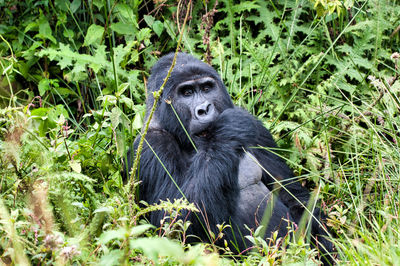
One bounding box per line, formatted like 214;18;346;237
53;87;78;97
97;95;117;106
37;13;56;44
116;83;129;96
84;24;104;46
63;29;74;39
110;22;136;35
119;95;133;110
137;28;151;42
24;22;38;33
153;21;164;37
38;79;51;96
99;250;124;266
57;43;74;69
70;0;81;13
110;107;122;129
130;224;154;238
93;206;113;214
98;228;128;245
130;237;185;263
92;0;104;10
143;15;155;27
115;4;138;26
90;45;108;72
54;0;69;11
132;113;142;130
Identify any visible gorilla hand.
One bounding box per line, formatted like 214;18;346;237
194;108;257;149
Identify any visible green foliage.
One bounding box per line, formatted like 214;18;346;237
1;0;400;264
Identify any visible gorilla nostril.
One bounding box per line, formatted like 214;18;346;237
206;104;211;113
196;102;212;117
198;109;207;116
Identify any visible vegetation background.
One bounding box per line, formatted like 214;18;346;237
0;0;399;264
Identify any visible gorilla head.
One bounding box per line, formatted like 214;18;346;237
146;53;234;148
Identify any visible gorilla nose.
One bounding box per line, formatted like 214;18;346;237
195;102;214;120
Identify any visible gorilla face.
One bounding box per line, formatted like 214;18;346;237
173;77;220;136
147;53;234;147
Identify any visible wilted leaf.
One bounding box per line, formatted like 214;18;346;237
69;160;81;173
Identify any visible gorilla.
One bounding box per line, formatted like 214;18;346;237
127;52;333;259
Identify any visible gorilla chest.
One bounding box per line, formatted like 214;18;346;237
238;153;263;189
237;153;271;226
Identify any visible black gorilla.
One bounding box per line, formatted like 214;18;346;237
127;52;332;257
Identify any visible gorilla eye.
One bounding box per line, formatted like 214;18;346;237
202;82;214;92
181;86;194;97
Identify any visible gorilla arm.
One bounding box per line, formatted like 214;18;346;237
249;120;333;252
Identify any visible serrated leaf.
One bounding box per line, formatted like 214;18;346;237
57;43;74;69
90;45;107;72
137;28;151;42
84;24;104;46
113;44;129;68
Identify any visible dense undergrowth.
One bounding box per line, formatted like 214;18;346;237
0;0;399;265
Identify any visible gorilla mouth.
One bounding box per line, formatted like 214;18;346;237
197;130;210;138
191;122;212;138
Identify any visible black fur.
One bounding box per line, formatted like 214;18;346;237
126;53;333;261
